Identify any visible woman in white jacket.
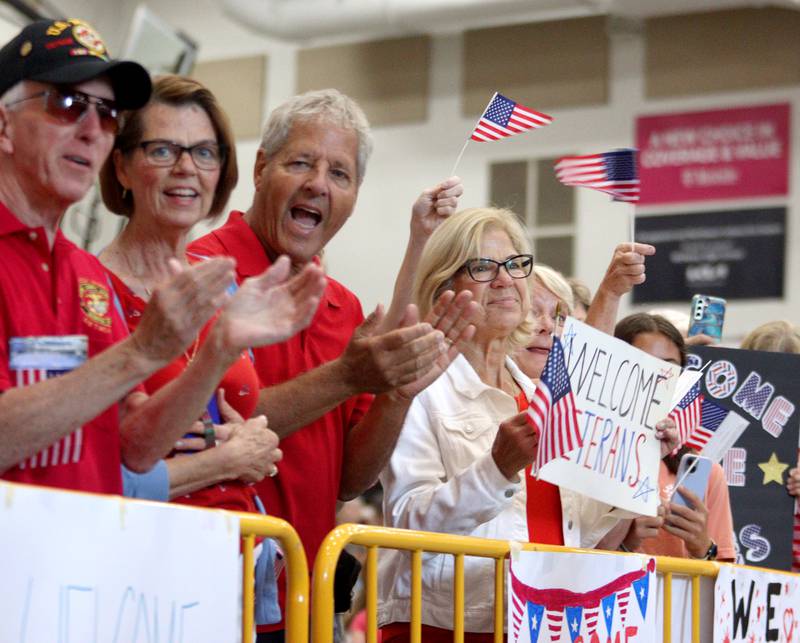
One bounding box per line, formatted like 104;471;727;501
378;208;639;642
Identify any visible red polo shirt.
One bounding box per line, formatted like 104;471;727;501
190;212;373;626
0;201;128;494
107;269;261;513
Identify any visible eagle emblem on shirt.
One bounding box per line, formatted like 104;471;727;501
79;279;111;332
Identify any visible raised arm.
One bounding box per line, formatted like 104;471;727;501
380;176;462;331
585;242;655;334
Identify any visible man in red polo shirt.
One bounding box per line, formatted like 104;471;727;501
0;19;323;495
190;89;476;641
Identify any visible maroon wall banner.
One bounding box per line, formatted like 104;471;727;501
636;104;789;205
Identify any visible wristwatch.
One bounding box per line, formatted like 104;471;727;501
700;539;718;560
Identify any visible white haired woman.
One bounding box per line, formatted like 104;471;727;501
377;208;626;642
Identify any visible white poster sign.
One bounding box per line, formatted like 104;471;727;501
508;549;658;642
714;565;799;642
539;318;680;516
0;482;241;643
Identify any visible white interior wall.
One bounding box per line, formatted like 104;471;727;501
178;4;800;343
3;2;798;342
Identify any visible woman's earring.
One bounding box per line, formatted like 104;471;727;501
122;188;128;200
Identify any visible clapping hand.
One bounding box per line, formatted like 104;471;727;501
215;255;326;353
133;257;235;365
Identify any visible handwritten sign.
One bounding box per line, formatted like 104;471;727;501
0;481;240;642
688;346;800;571
508;549;657;642
714;565;799;642
539;318;680;516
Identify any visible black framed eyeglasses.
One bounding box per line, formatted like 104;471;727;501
461;254;534;282
136;139;226;170
4;88;120;134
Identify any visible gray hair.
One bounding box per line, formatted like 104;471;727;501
259;88;373;184
1;81;29;105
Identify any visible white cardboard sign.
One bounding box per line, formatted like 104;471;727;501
539;318;681;516
714;565;799;642
508;549;658;642
0;482;241;643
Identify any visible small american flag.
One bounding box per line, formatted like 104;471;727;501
527;336;582;472
668;380;703;447
685;397;729;452
471;93;552;142
554;148;640;202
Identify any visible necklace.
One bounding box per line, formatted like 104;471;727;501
119;248;153;300
184;335;200;363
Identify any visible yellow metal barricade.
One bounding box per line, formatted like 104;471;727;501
237;512;309;643
311;524;797;643
312;524;589;643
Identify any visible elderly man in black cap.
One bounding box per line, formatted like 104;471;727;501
0;18;323;495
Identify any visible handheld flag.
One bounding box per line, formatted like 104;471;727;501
668;380;703;447
688;397;750;462
554;148;640;202
471;92;553;142
527;336;582;473
452;91;552;175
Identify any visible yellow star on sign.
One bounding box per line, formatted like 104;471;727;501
758;452;789;486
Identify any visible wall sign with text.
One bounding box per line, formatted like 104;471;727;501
687;346;799;571
636;103;789;205
633;207;785;303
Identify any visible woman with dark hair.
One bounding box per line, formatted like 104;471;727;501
98;75;323;507
97;76;328;626
605;312;735;562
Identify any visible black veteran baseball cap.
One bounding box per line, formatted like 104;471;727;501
0;18;151;109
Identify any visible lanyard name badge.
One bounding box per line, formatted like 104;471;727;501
9;335;88;379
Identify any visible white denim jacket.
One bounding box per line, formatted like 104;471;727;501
377;354;624;633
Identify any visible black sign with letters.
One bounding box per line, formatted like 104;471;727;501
633;207;786;302
687;345;799;571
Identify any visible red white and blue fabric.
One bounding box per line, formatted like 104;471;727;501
554;148;640;202
471;92;552;142
667;380;703;447
527;336;582;472
686;396;729;451
509;558;654;643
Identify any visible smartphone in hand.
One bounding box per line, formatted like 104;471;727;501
672;453;712;508
688;294;726;341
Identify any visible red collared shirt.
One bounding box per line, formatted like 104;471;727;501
0;201;128;494
190;211;373;628
107;268;261;513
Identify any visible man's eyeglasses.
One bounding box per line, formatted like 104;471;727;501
136;139;226;171
4;88;120;134
461;254;534;282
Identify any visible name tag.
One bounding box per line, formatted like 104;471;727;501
9;335;87;373
8;336;89;471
